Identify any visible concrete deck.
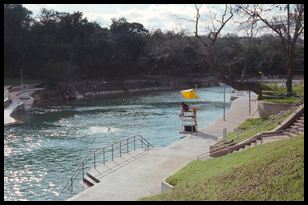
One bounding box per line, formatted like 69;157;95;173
4;87;22;125
68;92;258;201
4;87;44;126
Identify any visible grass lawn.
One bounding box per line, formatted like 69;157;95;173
261;82;304;104
141;134;304;201
263;97;301;104
222;109;293;144
4;78;42;86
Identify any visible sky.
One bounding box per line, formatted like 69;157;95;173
22;4;287;36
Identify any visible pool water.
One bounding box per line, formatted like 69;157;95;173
4;85;232;201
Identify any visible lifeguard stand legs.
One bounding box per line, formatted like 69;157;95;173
179;108;198;134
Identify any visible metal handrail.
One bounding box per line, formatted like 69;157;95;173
61;135;153;194
198;96;304;159
197;97;304;160
261;90;297;99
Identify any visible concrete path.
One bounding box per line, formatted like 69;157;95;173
4;99;23;125
4;87;44;125
4;87;22;125
68;92;258;201
4;86;10;99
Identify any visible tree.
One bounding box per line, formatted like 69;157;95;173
238;4;304;92
4;4;32;77
110;18;149;75
190;4;266;95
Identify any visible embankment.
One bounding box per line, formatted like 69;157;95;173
33;76;220;106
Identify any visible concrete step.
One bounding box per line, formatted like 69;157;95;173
87;149;149;181
83;175;95;187
291;127;304;132
262;135;290;144
86;172;100;183
296;119;304;123
292;122;304;127
284;131;299;137
296;127;304;131
249;142;257;147
256;139;262;145
286;128;300;133
290;126;304;131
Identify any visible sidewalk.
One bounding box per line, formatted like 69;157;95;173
4;87;21;125
4;87;44;125
68;93;258;201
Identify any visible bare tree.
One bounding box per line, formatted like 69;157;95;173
194;4;202;37
237;9;259;81
191;4;265;95
238;4;304;93
175;4;202;37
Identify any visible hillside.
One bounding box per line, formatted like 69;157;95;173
141;134;304;201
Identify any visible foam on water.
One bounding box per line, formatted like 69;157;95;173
88;126;121;134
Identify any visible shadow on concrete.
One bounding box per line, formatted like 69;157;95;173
90;149;152;180
191;131;219;141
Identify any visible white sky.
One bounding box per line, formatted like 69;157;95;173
23;4;288;36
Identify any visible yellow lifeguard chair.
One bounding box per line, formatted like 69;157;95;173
179;89;199;134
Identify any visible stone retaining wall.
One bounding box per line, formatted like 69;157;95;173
33;78;220;106
257;100;291;119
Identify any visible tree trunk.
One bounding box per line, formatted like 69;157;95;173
241;61;247;82
214;60;265;96
286;48;295;93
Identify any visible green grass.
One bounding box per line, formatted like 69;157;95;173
141;134;304;201
265;83;286;92
237;118;264;130
260;81;304;104
223;110;293;144
292;81;304;96
263;97;300;104
4;78;42;86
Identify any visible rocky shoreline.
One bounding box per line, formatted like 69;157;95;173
32;77;220;107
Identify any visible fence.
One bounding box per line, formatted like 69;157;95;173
61;135;153;194
261;90;296;99
197;96;304;159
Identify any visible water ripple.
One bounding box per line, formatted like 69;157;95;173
4;86;233;201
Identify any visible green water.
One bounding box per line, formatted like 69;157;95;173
4;86;232;201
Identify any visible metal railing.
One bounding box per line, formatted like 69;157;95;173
218;96;303;145
261;90;296;99
197;96;304;159
61;135;153;194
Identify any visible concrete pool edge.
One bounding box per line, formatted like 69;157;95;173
67;92;258;201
